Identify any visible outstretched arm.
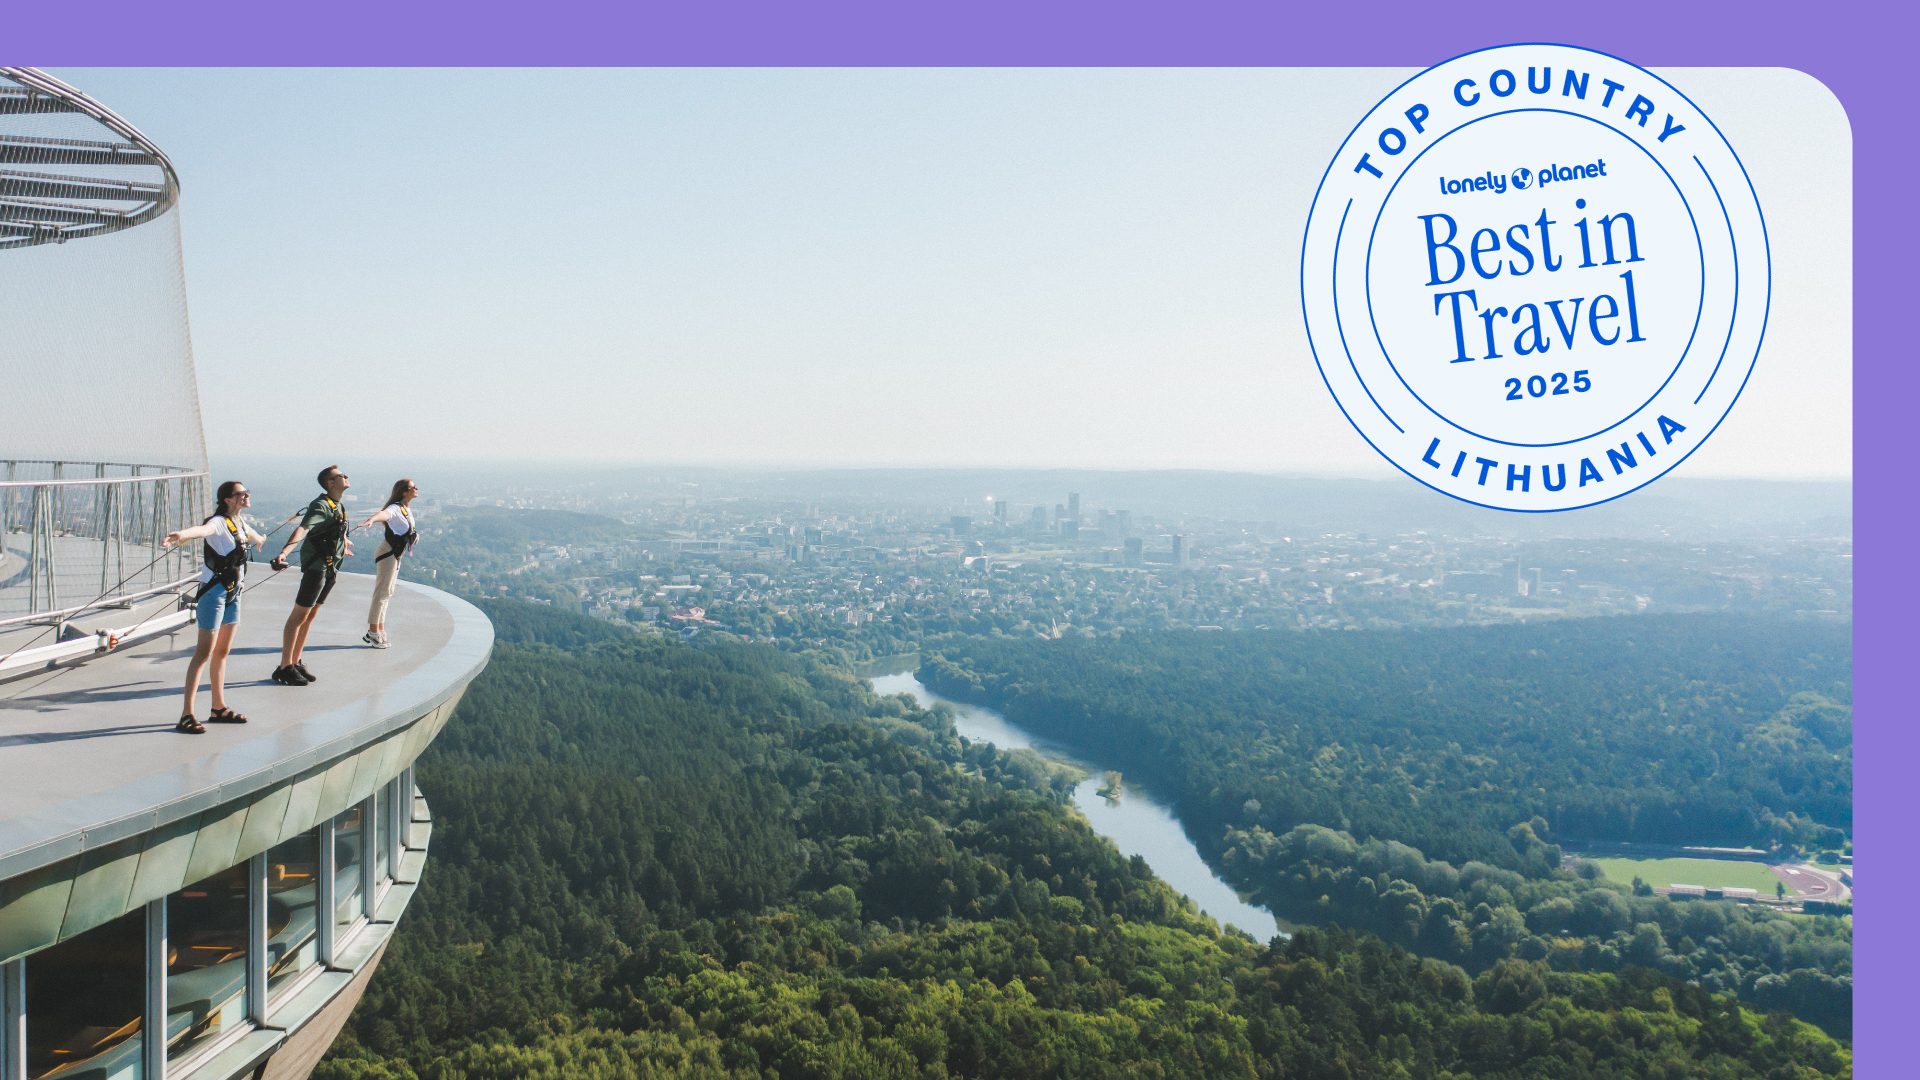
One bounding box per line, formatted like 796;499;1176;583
162;522;219;547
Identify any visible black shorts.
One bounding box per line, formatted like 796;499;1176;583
295;566;337;608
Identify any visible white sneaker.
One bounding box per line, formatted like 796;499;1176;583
364;632;389;649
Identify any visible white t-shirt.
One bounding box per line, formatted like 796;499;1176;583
383;503;415;537
196;515;248;586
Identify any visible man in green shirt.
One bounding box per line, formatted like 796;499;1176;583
269;465;354;685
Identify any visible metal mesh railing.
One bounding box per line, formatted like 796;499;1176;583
0;460;206;626
0;68;179;249
0;68;209;652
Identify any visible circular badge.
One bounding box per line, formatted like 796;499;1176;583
1302;44;1769;511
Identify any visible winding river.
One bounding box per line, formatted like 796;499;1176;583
870;670;1283;941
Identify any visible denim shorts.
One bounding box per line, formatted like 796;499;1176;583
195;582;240;631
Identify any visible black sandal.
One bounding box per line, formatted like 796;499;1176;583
176;714;207;734
208;707;249;724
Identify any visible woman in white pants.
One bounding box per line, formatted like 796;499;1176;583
358;479;420;648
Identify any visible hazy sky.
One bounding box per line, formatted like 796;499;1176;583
59;67;1851;477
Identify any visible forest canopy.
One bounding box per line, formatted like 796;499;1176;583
922;615;1852;1037
315;604;1850;1076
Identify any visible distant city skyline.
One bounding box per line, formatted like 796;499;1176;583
63;67;1851;479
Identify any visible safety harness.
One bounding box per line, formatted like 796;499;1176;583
304;496;349;570
197;515;249;600
376;505;417;563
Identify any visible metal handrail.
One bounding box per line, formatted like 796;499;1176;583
0;459;193;471
0;470;207;490
0;462;206;625
0;574;193;629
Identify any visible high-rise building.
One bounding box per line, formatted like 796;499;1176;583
993;499;1007;525
950;515;971;536
1123;537;1144;567
0;69;493;1080
1068;492;1081;524
1171;534;1187;566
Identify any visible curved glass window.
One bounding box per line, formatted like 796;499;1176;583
166;863;249;1064
375;786;392;886
267;828;323;1002
334;803;365;935
25;907;144;1079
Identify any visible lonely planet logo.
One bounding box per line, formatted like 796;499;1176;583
1300;44;1770;512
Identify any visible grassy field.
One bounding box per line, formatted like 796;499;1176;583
1586;856;1784;894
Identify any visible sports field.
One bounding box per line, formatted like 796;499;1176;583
1586;856;1783;894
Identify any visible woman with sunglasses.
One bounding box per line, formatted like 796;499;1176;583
163;480;267;733
357;478;421;649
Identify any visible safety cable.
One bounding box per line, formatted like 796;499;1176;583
0;545;181;670
0;504;309;669
237;517;375;598
115;506;378;644
0;506;364;701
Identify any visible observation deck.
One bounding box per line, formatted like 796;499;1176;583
0;66;470;1078
0;570;493;1080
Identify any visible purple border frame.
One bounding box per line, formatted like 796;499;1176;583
12;0;1896;1069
